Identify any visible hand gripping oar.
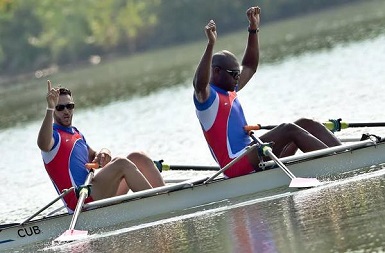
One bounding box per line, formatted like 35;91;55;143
248;131;321;188
53;162;99;243
20;186;74;225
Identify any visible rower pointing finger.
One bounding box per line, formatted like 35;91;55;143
47;80;52;92
46;80;59;109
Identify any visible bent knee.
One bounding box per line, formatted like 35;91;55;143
111;157;135;168
278;122;297;130
294;118;317;128
280;122;308;135
127;151;149;161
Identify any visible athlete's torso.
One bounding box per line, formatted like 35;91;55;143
41;124;92;212
194;84;251;167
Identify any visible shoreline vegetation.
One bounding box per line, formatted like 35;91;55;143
0;0;384;130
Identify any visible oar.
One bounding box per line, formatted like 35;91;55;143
154;160;219;172
165;165;220;171
245;121;385;132
204;144;258;183
248;131;321;188
323;121;385;132
53;163;98;243
20;186;74;225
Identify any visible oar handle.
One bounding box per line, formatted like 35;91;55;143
245;125;275;131
85;163;100;169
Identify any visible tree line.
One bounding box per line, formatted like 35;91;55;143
0;0;360;76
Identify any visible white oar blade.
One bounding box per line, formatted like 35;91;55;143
53;229;88;243
289;177;321;188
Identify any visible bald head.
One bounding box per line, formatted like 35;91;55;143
212;50;239;69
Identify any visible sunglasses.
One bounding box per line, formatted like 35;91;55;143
215;66;241;79
55;103;75;111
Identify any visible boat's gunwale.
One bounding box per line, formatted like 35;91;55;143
1;138;385;251
260;138;377;169
1;138;383;230
84;177;210;210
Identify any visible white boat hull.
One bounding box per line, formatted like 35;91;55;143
1;138;385;251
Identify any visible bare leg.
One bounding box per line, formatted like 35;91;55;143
277;118;342;157
127;152;165;187
116;179;129;196
294;118;341;146
90;157;152;200
248;123;329;167
280;142;297;157
260;123;328;157
103;157;130;196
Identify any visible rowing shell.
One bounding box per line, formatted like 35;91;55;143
1;138;385;251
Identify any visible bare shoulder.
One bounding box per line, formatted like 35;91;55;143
194;85;211;104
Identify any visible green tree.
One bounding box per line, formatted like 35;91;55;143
0;0;161;75
86;0;159;52
0;0;45;73
0;0;364;76
32;0;93;63
33;0;160;63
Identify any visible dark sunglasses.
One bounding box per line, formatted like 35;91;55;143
55;103;75;111
215;66;240;79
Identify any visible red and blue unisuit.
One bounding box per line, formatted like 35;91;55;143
41;123;93;213
194;84;257;178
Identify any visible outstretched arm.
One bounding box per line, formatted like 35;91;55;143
37;80;58;152
193;20;217;103
238;6;261;91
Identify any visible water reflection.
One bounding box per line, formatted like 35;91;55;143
226;207;278;253
291;169;385;252
32;167;385;253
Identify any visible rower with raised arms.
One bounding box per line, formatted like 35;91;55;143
193;6;342;178
37;80;165;213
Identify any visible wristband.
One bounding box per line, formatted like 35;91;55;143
46;108;55;111
248;28;259;34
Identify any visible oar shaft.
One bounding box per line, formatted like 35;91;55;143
68;170;94;231
246;122;385;132
204;144;258;184
249;133;296;179
162;165;219;171
348;122;385;127
263;147;296;179
20;187;74;225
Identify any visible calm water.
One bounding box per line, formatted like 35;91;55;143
1;33;385;252
37;168;385;253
